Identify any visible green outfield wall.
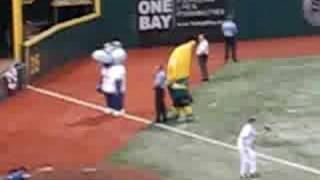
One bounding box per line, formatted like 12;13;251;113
24;0;320;77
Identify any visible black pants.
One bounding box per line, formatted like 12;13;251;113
198;54;209;81
224;36;238;63
154;87;166;122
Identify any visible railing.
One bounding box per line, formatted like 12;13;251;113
23;0;101;48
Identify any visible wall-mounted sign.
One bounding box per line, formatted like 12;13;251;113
136;0;226;45
137;0;173;31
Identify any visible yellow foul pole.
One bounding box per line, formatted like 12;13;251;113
12;0;23;61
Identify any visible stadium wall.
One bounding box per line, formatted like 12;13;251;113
24;0;138;76
24;0;319;77
234;0;319;39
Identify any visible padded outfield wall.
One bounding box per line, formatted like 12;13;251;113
24;0;319;77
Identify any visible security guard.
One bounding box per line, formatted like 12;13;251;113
154;65;167;123
222;15;238;63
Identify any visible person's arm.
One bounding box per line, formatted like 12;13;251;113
97;68;107;93
96;76;103;93
221;22;225;33
115;67;126;94
233;22;238;35
115;79;122;94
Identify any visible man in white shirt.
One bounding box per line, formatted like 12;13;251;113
196;34;210;82
237;118;260;178
222;16;238;63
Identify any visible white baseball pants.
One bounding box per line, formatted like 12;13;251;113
239;147;257;176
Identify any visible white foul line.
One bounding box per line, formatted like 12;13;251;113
26;85;320;176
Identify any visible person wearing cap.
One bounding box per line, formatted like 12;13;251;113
196;34;210;82
222;15;238;63
237;118;260;178
153;65;167;123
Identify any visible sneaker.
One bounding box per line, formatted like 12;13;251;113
249;172;261;178
240;175;249;179
176;115;186;122
185;115;195;122
119;109;125;115
112;111;121;117
202;78;209;82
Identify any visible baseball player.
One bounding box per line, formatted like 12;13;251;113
237;118;272;178
238;118;259;178
167;38;197;122
222;15;238;63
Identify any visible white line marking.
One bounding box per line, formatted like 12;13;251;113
287;109;297;113
27;85;320;176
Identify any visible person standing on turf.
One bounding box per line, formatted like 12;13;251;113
222;15;238;63
153;65;167;123
196;34;210;82
237;118;260;179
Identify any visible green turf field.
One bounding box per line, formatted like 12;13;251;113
110;57;320;180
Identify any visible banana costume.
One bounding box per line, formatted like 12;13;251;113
167;40;196;121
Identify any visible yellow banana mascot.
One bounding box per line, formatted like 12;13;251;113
167;40;196;121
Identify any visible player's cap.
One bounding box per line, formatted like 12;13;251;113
248;117;256;123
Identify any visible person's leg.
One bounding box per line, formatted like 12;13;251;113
159;89;167;122
119;93;125;112
248;148;258;177
231;37;238;62
181;91;194;122
184;105;194;122
198;55;209;81
111;93;123;117
224;37;230;63
240;149;249;178
115;94;122;111
155;88;162;122
168;86;179;119
104;93;110;107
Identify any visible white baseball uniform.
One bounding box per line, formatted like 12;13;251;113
237;123;257;176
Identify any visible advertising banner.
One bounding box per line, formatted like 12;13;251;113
137;0;226;46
